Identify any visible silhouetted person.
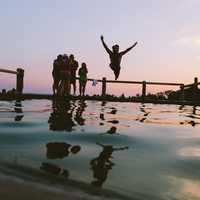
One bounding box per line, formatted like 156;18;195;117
58;54;71;96
100;35;138;80
1;89;6;95
46;142;81;159
90;142;128;187
7;88;16;95
69;54;79;95
78;63;88;96
52;55;63;95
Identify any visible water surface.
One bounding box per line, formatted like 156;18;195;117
0;100;200;199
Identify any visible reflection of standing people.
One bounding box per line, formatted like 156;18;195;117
78;63;88;96
40;162;69;178
69;54;79;95
90;142;128;187
48;100;76;131
74;100;87;125
100;35;138;80
46;142;81;159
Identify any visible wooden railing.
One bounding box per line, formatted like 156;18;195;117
0;68;24;93
85;77;184;100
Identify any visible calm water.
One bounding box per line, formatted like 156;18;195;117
0;100;200;199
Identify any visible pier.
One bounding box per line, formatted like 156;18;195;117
1;67;200;105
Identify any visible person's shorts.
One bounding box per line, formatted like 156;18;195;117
79;78;87;85
60;71;71;81
52;71;60;81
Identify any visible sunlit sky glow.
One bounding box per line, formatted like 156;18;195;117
1;0;200;96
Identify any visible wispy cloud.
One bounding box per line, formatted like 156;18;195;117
174;36;200;47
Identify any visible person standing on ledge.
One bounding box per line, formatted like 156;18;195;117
69;54;79;95
78;63;88;96
100;35;138;80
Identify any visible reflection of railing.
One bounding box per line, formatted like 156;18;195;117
0;68;24;93
82;77;185;100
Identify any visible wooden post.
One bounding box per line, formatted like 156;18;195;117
180;84;185;102
142;81;146;100
193;77;198;100
102;77;106;96
16;68;24;94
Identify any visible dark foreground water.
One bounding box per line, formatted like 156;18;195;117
0;100;200;199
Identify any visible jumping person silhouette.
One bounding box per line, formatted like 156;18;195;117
100;35;138;80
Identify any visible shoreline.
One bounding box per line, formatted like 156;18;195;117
0;93;199;106
0;162;134;200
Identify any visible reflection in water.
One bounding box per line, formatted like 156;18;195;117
48;100;87;131
74;100;87;126
14;100;24;122
108;120;119;124
140;104;150;117
107;126;117;134
90;142;129;188
108;107;117;115
2;100;200;199
40;162;69;178
48;100;76;131
100;113;105;121
46;142;81;159
168;176;200;200
178;147;200;157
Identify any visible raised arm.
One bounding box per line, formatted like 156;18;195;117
113;146;129;151
100;35;112;54
120;42;138;55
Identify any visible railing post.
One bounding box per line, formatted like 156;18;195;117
16;68;24;94
180;84;185;102
102;77;107;96
142;81;146;101
193;77;198;100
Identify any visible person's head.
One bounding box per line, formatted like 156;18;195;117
70;145;81;154
57;54;63;61
112;45;119;53
81;62;87;70
63;54;68;62
2;89;6;94
69;54;74;60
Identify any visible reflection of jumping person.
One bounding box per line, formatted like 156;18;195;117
90;142;129;187
78;63;88;96
100;35;138;80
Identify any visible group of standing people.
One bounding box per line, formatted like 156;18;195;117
52;54;88;96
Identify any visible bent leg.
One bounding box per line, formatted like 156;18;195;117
114;68;120;80
110;64;121;80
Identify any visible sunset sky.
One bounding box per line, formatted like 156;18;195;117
1;0;200;96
